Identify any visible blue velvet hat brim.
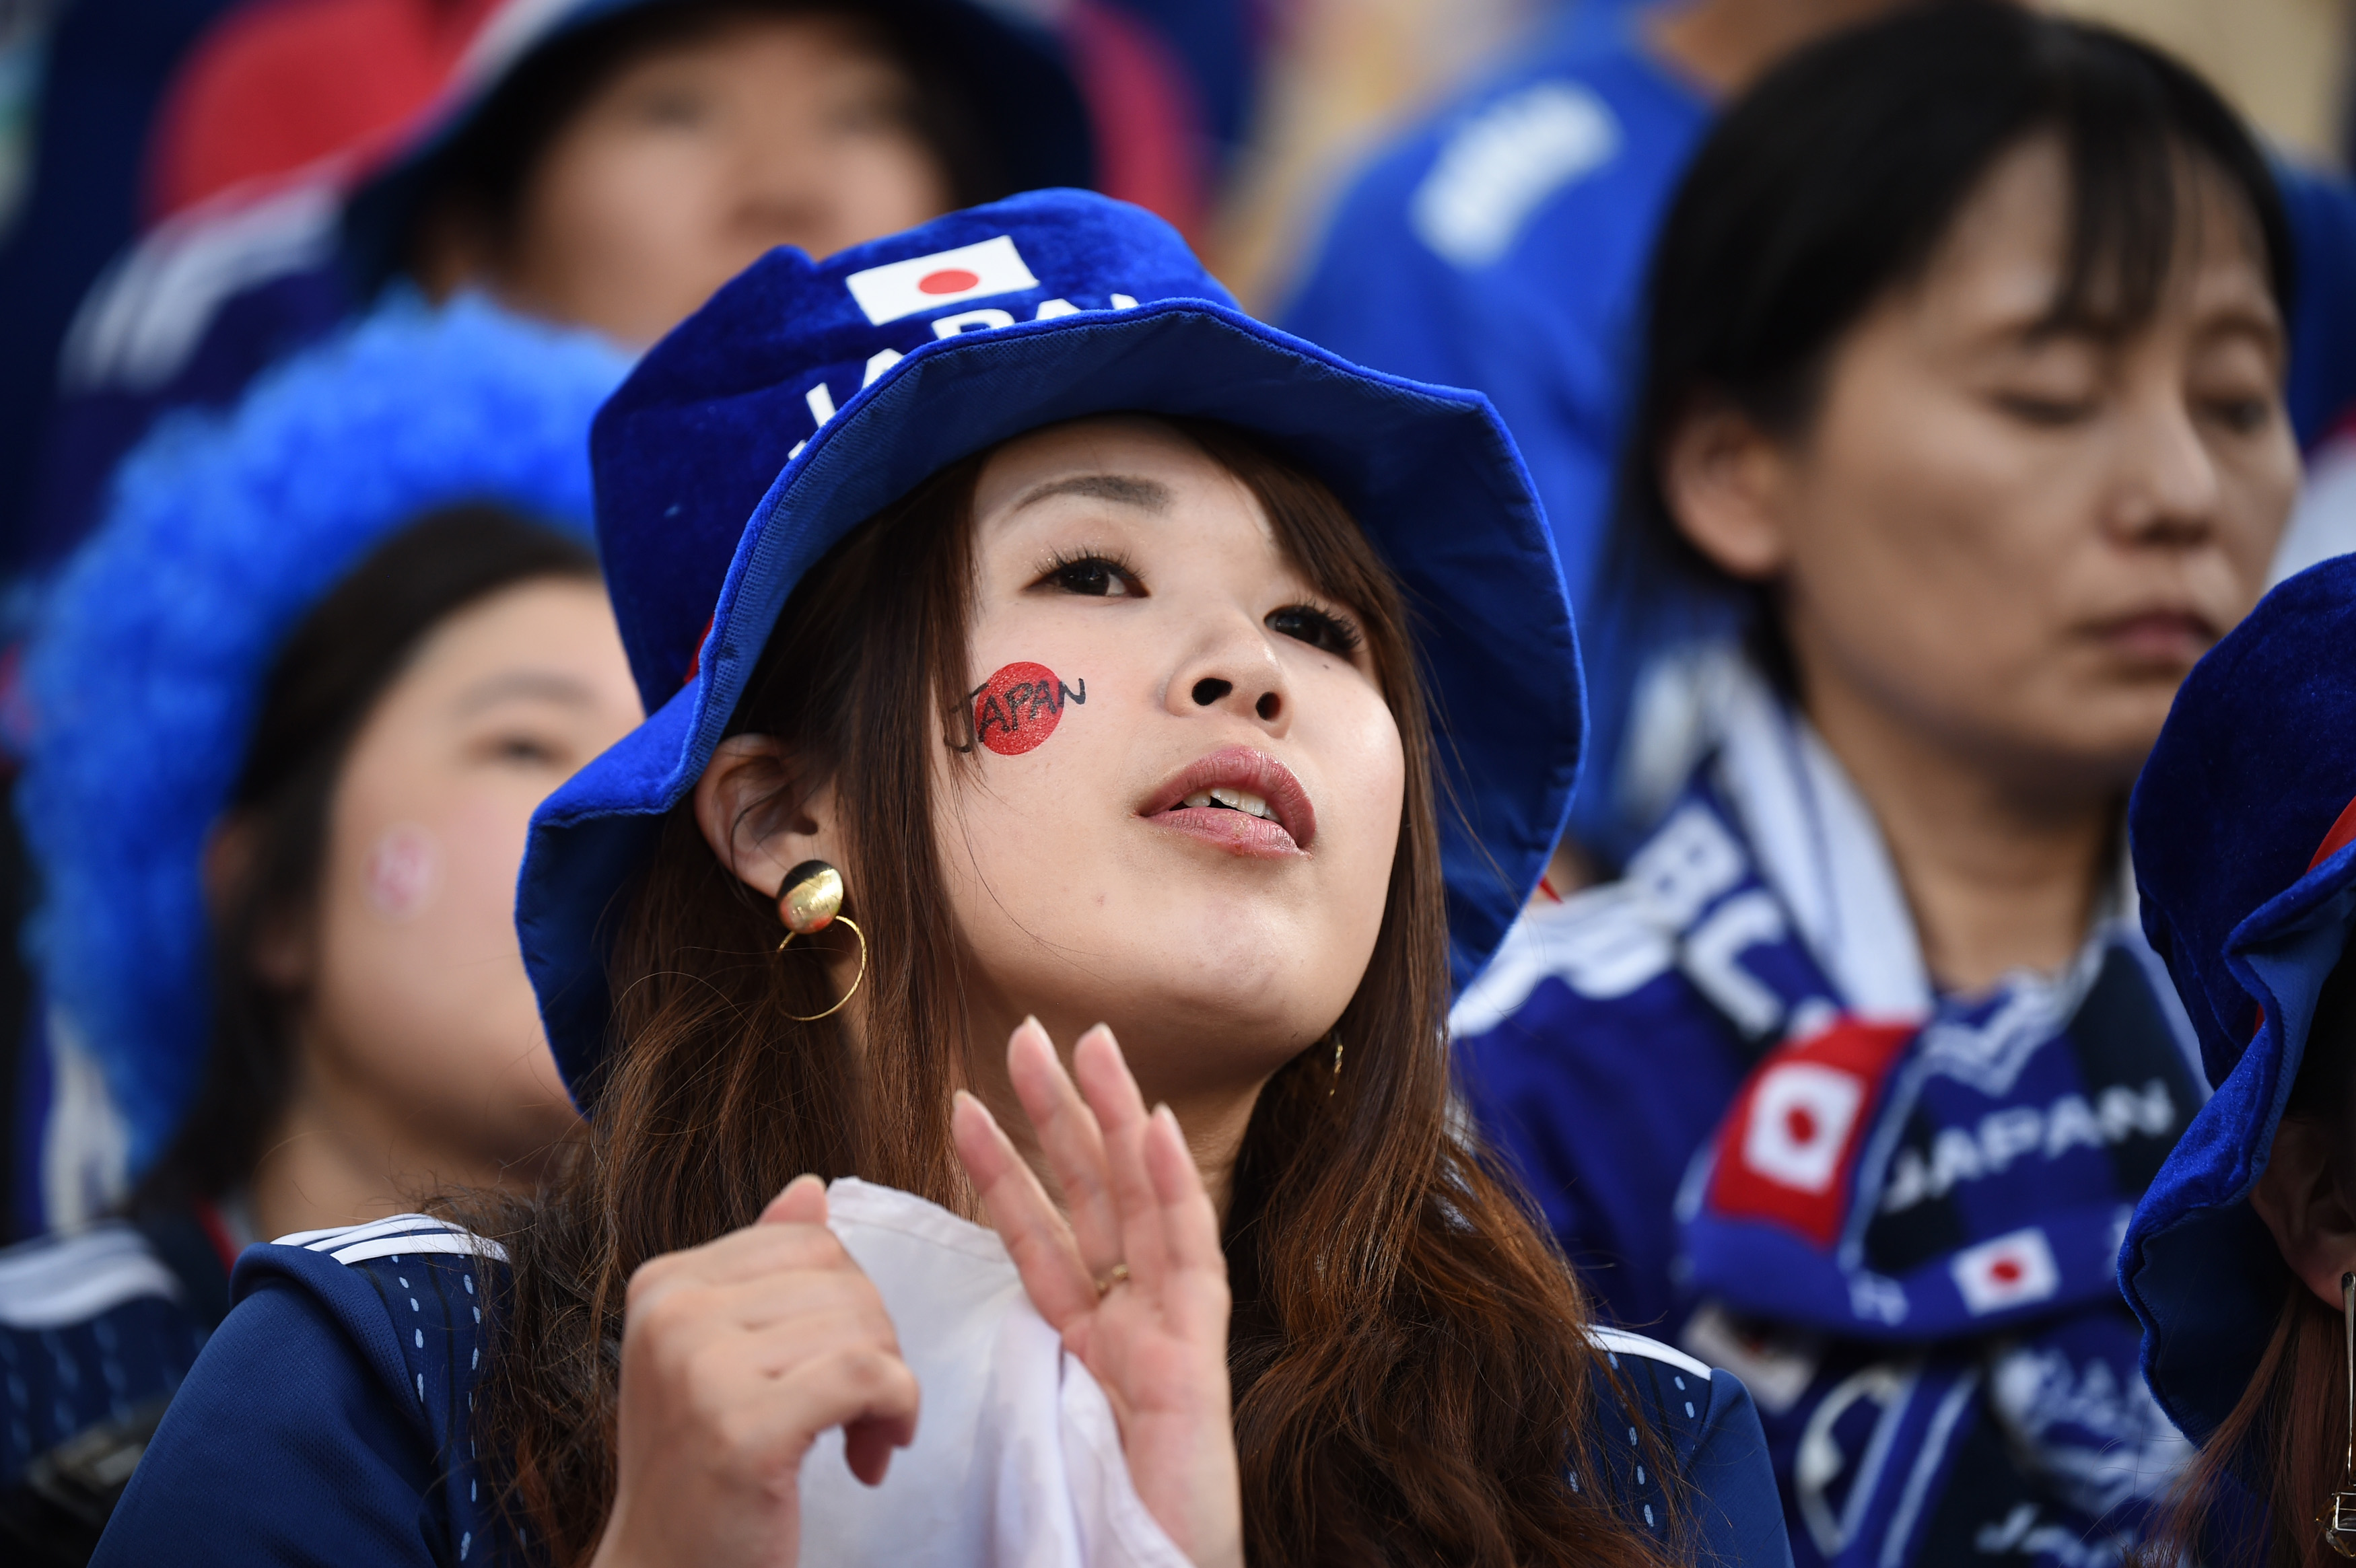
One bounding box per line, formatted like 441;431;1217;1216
520;289;1582;1098
2121;555;2356;1445
2121;847;2356;1443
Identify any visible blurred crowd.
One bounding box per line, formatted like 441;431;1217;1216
1;0;2354;1563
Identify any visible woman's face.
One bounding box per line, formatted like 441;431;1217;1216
937;418;1407;1103
494;14;953;345
298;577;642;1170
1676;136;2298;798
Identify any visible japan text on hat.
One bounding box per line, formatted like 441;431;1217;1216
2121;554;2356;1444
518;188;1585;1097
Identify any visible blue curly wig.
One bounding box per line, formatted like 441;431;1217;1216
17;291;631;1172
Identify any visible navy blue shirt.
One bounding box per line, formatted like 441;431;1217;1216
0;1215;226;1487
94;1216;506;1565
94;1213;1792;1565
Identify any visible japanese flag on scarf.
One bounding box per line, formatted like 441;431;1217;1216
1950;1227;2061;1314
1705;1015;1916;1248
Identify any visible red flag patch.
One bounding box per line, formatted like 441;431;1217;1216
1705;1014;1917;1248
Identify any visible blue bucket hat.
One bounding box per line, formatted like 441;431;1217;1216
16;293;630;1170
519;188;1584;1096
2121;554;2356;1445
341;0;1095;289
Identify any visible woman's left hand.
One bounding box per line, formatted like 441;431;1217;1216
951;1020;1244;1568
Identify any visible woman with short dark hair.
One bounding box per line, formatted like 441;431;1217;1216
1452;7;2299;1562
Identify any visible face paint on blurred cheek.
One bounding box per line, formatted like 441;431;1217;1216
950;662;1086;756
363;823;442;921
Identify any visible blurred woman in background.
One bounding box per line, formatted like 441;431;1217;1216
2118;555;2356;1568
387;0;1074;345
26;0;1095;609
0;297;639;1559
1451;7;2298;1563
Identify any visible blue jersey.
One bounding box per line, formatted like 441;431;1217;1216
93;1215;508;1565
0;1217;223;1486
1280;3;2356;860
94;1212;1793;1565
0;1209;233;1560
1276;5;1709;861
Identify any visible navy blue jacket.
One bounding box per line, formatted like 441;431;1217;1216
93;1214;1792;1565
0;1217;221;1486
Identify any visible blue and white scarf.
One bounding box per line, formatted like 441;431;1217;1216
1457;670;2204;1567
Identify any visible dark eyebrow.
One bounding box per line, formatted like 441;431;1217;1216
1010;474;1172;514
451;670;601;719
2192;301;2288;351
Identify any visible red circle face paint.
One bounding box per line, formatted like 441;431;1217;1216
971;662;1079;756
363;822;440;921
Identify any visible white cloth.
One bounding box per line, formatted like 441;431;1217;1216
799;1177;1195;1568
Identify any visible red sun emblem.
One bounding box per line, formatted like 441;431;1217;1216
918;268;980;295
971;662;1083;756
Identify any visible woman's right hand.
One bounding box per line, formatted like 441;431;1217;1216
589;1174;920;1568
951;1022;1243;1568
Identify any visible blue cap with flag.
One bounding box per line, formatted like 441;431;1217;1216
518;188;1585;1098
2122;554;2356;1444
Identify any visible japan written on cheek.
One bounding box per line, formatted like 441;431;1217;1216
950;661;1086;756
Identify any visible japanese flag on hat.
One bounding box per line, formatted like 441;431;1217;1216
847;237;1044;324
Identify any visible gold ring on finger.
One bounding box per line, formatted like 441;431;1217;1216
1094;1262;1131;1298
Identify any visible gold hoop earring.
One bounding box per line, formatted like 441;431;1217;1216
2322;1271;2356;1556
1327;1030;1344;1097
775;859;868;1023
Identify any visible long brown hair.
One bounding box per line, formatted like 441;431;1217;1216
464;419;1677;1567
2137;956;2356;1568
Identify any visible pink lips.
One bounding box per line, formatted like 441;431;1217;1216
2095;609;2215;667
1140;746;1317;858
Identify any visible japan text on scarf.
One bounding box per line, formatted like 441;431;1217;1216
1455;666;2202;1568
